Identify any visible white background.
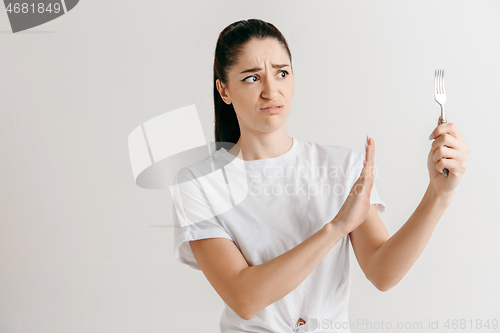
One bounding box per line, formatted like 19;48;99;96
1;1;499;332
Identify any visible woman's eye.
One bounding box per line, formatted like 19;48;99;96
243;76;257;83
278;70;289;78
242;70;289;83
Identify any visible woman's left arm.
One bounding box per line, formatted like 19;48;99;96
350;117;470;291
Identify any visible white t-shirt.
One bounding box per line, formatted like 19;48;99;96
172;137;387;333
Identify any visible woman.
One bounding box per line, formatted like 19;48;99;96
173;19;469;333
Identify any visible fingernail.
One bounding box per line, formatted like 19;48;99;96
429;132;436;140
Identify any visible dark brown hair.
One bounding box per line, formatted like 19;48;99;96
213;19;293;150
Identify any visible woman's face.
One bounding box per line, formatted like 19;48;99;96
216;37;294;138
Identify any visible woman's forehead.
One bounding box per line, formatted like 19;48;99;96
235;38;289;70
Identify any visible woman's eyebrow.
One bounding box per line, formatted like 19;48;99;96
240;64;290;74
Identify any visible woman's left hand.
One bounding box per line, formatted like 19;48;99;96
427;117;470;198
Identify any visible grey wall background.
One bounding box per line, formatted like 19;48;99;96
1;1;499;332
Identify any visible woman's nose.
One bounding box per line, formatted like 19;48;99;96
261;77;280;100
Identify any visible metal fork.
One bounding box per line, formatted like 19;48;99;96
434;69;449;177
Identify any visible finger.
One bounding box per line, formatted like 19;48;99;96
362;136;373;171
435;156;467;176
361;136;375;187
432;145;463;164
429;120;467;144
431;133;465;152
366;135;375;165
428;117;445;140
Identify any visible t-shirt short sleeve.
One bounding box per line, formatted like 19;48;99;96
350;148;387;216
171;166;235;271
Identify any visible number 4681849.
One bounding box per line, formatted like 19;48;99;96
6;2;62;14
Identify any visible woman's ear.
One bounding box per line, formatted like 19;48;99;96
216;79;232;105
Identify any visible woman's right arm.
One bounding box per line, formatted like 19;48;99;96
190;137;375;320
189;219;346;320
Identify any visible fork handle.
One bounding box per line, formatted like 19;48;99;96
439;115;449;177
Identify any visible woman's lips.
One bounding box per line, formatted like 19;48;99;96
260;106;283;114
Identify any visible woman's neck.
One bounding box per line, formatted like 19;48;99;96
228;132;293;161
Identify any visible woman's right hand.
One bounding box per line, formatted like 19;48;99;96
332;136;375;235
